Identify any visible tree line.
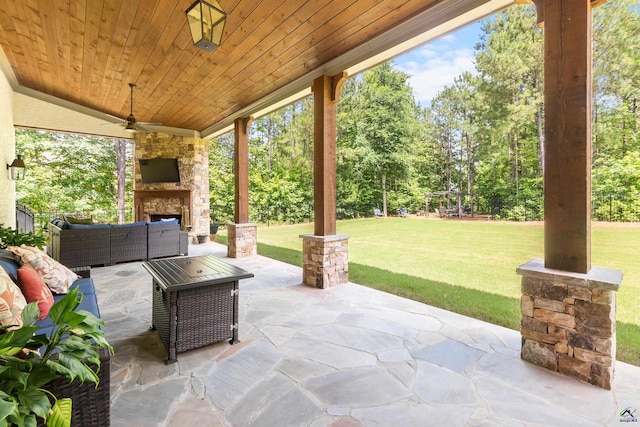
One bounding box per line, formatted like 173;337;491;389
210;1;639;224
14;1;640;226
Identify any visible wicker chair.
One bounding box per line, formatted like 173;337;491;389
39;347;111;427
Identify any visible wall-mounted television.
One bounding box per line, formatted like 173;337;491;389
139;158;181;183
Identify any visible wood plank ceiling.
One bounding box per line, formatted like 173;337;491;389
0;0;463;134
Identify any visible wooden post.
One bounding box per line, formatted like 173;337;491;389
540;0;592;273
312;73;346;236
234;117;252;224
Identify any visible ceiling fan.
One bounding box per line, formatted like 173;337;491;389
122;83;162;133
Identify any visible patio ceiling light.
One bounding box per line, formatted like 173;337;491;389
185;0;227;52
6;155;26;181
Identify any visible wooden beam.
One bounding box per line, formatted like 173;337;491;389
543;0;592;273
312;72;346;236
519;0;607;27
234;116;253;224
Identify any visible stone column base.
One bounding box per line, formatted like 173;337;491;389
517;259;622;389
300;234;349;289
227;223;257;258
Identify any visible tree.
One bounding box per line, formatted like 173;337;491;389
15;130;131;223
115;139;129;224
474;4;544;197
209;132;236;224
593;0;640;160
345;63;422;216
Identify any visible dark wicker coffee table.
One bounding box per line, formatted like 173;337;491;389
143;255;254;363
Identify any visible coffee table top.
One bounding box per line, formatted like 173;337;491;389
143;255;254;291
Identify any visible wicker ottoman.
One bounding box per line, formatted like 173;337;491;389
143;255;253;363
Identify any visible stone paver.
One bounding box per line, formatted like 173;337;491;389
304;366;412;407
92;242;640;426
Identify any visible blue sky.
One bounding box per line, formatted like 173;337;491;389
394;22;483;107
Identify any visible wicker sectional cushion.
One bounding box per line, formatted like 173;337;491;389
111;221;146;228
17;263;54;320
0;267;27;328
67;223;110;230
8;245;80;294
148;218;179;225
69;278;96;296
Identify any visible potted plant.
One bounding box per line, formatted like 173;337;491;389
0;224;46;250
0;288;112;426
209;223;218;242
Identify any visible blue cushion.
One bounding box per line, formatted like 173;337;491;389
34;315;55;332
67;223;111;230
69;278;95;295
111;221;146;228
0;248;17;262
38;292;100;329
0;257;20;283
148;218;178;225
76;294;100;318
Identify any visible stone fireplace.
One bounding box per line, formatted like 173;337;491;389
133;132;209;238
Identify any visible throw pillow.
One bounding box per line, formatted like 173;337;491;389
7;245;79;294
0;268;27;328
17;263;54;320
63;215;94;225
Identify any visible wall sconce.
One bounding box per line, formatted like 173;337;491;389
7;155;26;181
185;0;227;52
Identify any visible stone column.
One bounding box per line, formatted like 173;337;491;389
227;223;257;258
228;117;257;258
301;234;349;289
517;260;622;389
302;73;349;289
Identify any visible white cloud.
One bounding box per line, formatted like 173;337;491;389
397;45;476;106
395;25;481;106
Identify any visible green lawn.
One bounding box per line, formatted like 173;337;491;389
219;218;640;365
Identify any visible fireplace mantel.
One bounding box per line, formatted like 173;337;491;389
134;190;192;226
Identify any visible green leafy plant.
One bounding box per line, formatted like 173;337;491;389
0;288;112;427
0;225;46;250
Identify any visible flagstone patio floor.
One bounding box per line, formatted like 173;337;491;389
93;242;640;426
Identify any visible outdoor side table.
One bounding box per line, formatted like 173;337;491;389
143;255;254;363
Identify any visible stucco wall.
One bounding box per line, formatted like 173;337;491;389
0;67;15;228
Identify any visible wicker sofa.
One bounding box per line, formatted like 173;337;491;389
48;220;188;268
0;249;110;426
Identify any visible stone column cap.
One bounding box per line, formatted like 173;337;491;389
228;223;257;228
299;234;350;242
517;259;622;291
